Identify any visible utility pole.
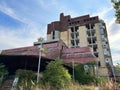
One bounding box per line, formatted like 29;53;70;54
72;60;75;81
37;37;44;83
37;44;42;83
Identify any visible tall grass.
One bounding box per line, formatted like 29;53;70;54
31;80;119;90
32;82;95;90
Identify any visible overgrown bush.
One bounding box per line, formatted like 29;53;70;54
74;63;97;85
42;59;71;89
15;69;36;90
0;63;8;86
96;77;107;84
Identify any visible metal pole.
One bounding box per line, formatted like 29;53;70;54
37;43;42;83
72;60;75;81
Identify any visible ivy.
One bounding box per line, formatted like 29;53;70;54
74;62;97;85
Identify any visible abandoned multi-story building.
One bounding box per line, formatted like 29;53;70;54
47;13;114;76
0;13;114;77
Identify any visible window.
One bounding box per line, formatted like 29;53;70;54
98;61;101;67
70;26;80;47
52;30;55;39
71;27;74;32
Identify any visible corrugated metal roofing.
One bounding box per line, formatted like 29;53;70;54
1;40;97;64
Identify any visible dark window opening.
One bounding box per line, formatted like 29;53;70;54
84;19;86;22
93;39;96;43
75;32;79;38
91;24;95;29
71;40;75;46
86;24;90;29
93;17;96;20
52;31;55;39
98;61;101;66
76;40;79;46
71;27;74;32
53;31;55;35
88;40;92;44
94;53;98;57
52;36;55;39
93;46;97;52
75;26;78;31
68;19;70;22
90;18;92;21
71;33;74;39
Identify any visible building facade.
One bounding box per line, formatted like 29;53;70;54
47;13;114;76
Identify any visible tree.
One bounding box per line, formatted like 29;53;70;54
38;37;44;42
111;0;120;23
0;63;8;86
42;59;71;89
15;69;36;90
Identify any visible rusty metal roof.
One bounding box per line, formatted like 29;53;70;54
1;41;97;64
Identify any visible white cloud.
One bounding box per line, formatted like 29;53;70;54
91;5;120;64
0;1;47;50
0;24;46;50
91;6;113;19
0;1;34;25
105;18;120;64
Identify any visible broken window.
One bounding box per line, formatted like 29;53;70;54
86;24;90;29
70;26;80;47
94;53;98;57
91;24;95;29
71;40;75;46
98;61;101;66
76;39;79;46
71;27;74;32
52;30;55;39
75;26;78;31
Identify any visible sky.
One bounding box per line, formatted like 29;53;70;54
0;0;120;65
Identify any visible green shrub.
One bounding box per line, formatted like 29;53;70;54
74;63;97;85
15;69;36;89
42;59;71;89
0;63;8;86
96;77;107;85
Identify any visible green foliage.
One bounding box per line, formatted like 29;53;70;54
38;37;44;42
115;63;120;73
42;59;71;89
86;61;96;65
96;77;107;85
15;69;36;89
111;0;120;23
0;63;8;86
74;63;97;85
